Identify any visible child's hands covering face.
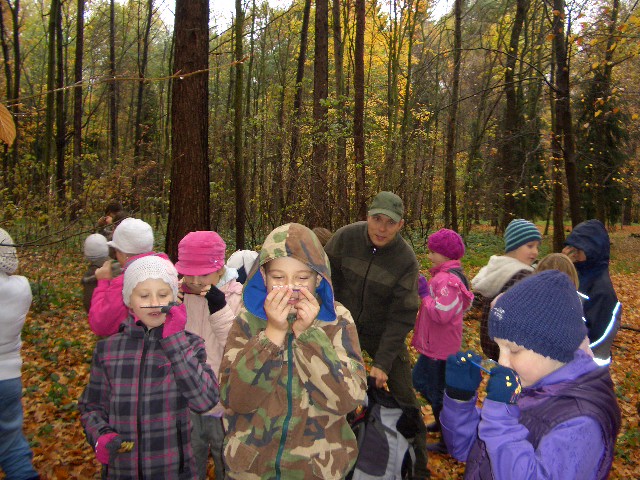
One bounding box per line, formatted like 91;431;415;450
264;286;294;333
291;287;320;337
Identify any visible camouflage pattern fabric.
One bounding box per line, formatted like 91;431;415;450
220;223;367;479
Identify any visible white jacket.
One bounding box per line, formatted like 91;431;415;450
471;255;534;299
0;272;32;381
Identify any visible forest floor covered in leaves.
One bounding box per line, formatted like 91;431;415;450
3;225;640;479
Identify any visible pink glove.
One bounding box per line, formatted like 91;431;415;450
95;432;121;465
418;275;429;299
162;302;187;338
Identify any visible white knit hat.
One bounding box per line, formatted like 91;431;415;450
84;234;109;260
0;228;18;274
107;218;154;255
122;256;178;307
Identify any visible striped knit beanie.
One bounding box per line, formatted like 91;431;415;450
504;219;541;253
489;270;587;362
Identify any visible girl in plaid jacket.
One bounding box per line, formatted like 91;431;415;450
79;256;219;479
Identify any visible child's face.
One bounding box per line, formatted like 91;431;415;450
507;240;540;266
129;278;175;328
261;257;321;304
182;270;223;294
428;251;449;268
495;338;565;387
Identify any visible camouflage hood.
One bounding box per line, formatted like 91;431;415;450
243;223;336;322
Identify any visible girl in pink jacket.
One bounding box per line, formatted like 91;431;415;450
175;231;243;480
411;228;474;453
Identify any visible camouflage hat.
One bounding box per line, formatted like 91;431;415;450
368;191;404;222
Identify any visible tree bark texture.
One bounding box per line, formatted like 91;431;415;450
166;0;210;261
310;0;329;227
354;0;366;220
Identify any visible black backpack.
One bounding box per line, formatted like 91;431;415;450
347;379;418;480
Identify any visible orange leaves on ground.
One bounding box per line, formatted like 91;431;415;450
8;228;640;479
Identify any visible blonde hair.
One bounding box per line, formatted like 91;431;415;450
537;253;579;289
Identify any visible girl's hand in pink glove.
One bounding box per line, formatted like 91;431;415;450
161;302;186;338
95;432;122;465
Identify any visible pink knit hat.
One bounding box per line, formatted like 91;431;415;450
427;228;465;260
175;231;226;276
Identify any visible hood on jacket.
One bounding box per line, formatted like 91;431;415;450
243;223;336;322
565;220;610;277
471;255;534;298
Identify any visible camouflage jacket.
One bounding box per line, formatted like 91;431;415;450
220;223;367;480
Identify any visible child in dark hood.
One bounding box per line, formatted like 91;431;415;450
219;223;367;480
562;219;621;365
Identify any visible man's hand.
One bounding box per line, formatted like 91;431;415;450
369;366;388;389
95;259;114;281
292;287;320;337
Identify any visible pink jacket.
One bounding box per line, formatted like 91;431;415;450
88;252;169;336
411;259;474;360
184;279;243;416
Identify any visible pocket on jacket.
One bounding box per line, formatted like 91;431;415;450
224;436;259;472
310;448;351;479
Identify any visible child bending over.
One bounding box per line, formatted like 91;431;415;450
441;270;621;479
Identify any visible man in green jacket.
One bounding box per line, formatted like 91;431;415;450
325;191;430;479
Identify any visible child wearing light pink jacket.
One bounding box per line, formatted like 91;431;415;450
411;228;474;453
175;231;243;480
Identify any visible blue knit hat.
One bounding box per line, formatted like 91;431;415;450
504;219;541;253
489;270;587;363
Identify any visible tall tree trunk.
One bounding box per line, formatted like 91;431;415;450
399;0;418;213
10;0;20;184
233;0;245;248
549;52;564;251
444;0;462;230
0;2;12;188
55;6;65;204
332;0;348;226
353;0;366;219
133;0;154;209
552;0;581;226
383;0;400;188
310;0;329;227
43;0;58;185
499;0;529;228
287;0;311;211
109;0;118;165
166;0;210;261
72;0;84;211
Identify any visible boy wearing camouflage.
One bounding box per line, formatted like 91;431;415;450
220;223;367;479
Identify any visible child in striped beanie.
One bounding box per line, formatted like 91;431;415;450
470;219;542;360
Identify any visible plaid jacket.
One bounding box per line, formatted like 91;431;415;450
79;315;219;479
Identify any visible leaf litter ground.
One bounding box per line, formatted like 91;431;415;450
4;227;640;479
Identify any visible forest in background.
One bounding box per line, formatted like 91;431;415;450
0;0;639;253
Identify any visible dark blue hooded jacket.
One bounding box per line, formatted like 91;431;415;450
565;220;621;364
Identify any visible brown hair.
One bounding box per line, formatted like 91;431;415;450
537;253;579;289
312;227;333;247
